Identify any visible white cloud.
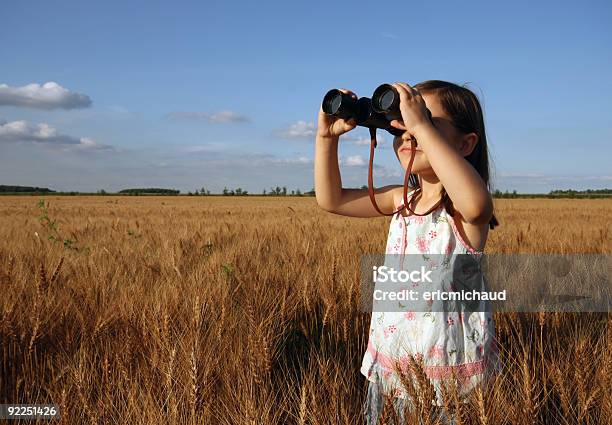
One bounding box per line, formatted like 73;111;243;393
0;119;114;152
271;156;312;165
373;165;403;179
0;82;92;110
274;120;316;139
166;110;250;123
342;155;366;167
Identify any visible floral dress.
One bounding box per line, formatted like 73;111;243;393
360;196;500;406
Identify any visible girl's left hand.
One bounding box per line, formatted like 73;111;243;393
389;82;432;135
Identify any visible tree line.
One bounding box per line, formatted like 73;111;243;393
1;185;610;198
188;186;316;196
492;189;612;199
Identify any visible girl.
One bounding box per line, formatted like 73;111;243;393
314;80;500;424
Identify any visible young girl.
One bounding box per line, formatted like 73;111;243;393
314;80;500;424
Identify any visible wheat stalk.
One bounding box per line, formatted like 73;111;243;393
394;359;419;420
50;256;64;286
378;391;397;425
217;302;226;340
302;274;310;311
342;317;349;341
409;354;436;411
37;262;48;292
552;365;572;418
190;344;198;418
166;345;177;419
449;376;464;425
59;387;68;425
28;269;43;353
298;382;307;425
521;351;538;424
600;320;612;420
246;300;262;387
4;254;14;285
75;359;96;424
322;303;330;328
574;338;587;419
476;385;488;425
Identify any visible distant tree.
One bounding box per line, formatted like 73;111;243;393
263;189;266;195
119;188;179;195
223;187;229;196
282;186;287;196
296;188;302;196
0;185;55;193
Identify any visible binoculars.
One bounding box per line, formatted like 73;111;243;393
321;83;433;137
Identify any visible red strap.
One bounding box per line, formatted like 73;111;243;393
367;127;443;217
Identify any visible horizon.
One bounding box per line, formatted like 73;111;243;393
1;183;611;196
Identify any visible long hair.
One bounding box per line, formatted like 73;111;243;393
410;80;498;229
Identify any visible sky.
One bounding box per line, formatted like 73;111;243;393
1;0;611;194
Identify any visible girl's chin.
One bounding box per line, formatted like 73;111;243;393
400;163;430;173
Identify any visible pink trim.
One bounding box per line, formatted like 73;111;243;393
446;212;483;255
367;340;488;381
394;202;444;221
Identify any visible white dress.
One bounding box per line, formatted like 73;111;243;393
360;195;501;406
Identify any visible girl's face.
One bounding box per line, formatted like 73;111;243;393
392;92;469;175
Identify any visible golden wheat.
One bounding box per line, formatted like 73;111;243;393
0;196;609;424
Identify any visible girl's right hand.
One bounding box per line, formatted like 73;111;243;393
316;88;358;139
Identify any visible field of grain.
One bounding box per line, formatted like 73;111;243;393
0;196;610;424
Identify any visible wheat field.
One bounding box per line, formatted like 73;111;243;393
0;196;610;424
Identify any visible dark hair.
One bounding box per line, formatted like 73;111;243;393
410;79;498;229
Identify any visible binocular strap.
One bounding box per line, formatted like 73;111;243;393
367;126;444;217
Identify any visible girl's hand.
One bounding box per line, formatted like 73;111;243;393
316;88;358;139
389;82;433;136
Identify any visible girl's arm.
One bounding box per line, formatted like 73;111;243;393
314;88;400;217
391;83;493;225
315;132;399;217
410;123;493;224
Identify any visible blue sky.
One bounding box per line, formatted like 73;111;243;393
1;0;610;193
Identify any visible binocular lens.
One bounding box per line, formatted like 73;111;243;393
371;84;398;114
379;90;395;111
322;89;344;115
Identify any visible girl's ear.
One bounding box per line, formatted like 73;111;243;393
458;132;479;157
